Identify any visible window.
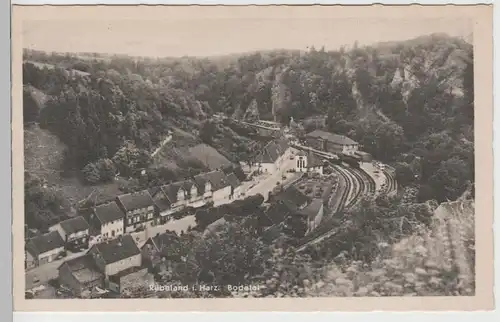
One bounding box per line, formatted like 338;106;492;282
111;230;115;237
128;218;132;225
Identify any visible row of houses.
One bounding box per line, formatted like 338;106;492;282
25;169;242;270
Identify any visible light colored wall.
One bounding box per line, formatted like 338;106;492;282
38;246;65;264
105;253;142;276
26;250;36;269
101;219;124;240
308;203;324;233
260;163;277;174
68;229;89;241
212;186;232;206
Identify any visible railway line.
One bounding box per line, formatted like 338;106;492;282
381;168;397;194
296;162;377;252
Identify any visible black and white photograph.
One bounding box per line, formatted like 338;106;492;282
13;5;492;308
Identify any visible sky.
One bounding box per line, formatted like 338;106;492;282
22;16;472;58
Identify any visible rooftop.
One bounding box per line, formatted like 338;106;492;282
58;216;90;235
91;235;140;265
108;266;145;282
26;231;65;256
198;170;230;191
225;173;241;189
306;130;358;146
160;180;197;204
116;190;155;212
60;254;104;284
299;199;324;218
272;186;311;209
149;232;181;258
254;138;289;164
93;201;125;224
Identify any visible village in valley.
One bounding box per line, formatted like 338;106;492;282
25;113;397;299
22;23;475;299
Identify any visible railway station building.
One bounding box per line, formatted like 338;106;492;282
305;130;359;155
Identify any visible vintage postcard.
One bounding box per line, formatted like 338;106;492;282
12;5;493;311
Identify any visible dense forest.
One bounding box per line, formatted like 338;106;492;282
23;33;475;297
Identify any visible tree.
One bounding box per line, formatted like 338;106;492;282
429;156;472;202
23;87;41;124
82;162;101;184
200;121;216;145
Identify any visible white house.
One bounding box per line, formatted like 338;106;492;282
89;201;125;246
253;138;292;174
49;216;90;251
295;151;325;175
87;235;142;277
198;170;232;206
26;231;66;267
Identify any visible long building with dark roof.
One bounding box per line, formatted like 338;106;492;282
305;130;359;155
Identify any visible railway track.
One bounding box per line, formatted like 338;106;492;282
296;163;377;252
329;164;352;213
381;168;397;194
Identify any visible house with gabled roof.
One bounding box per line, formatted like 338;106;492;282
89;201;125;245
49;216;90;251
87;235;142;277
26;231;66;268
195;170;232;206
252;138;292;174
116;190;156;234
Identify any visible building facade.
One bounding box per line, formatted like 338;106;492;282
87;235;142;277
25;231;66;267
49;216;90;251
295;151;324;175
200;170;232;206
116;190;156;234
89;201;125;245
253;139;292;174
305;130;359;155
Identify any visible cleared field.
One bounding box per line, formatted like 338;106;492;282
24;125;126;213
